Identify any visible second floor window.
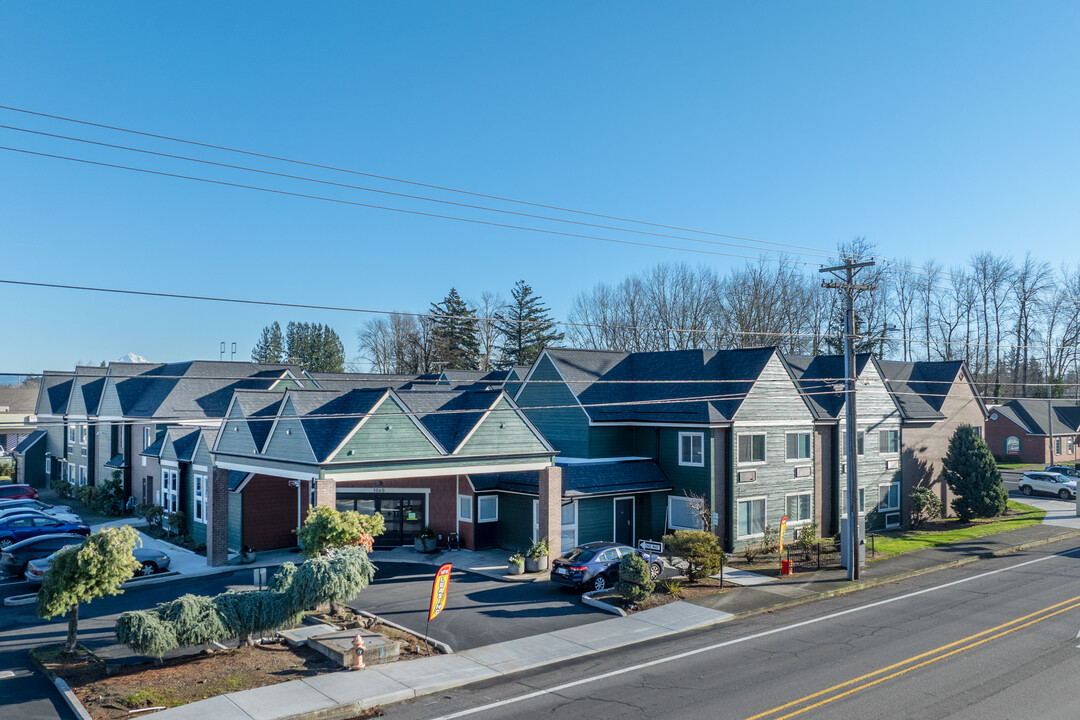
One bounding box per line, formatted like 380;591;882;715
841;430;865;456
143;427;152;449
67;426;76;444
79;424;88;444
738;433;766;464
679;432;704;466
193;474;206;523
879;429;900;454
786;432;811;460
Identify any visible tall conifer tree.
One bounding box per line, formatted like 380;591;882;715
497;280;564;367
430;288;480;369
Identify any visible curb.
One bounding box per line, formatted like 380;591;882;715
580;590;626;616
722;528;1080;621
352;609;454;655
28;647;94;720
368;556;551;584
3;592;36;607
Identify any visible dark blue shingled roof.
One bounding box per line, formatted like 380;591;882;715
470;459;671;497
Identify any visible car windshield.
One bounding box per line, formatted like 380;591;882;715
563;547;598;563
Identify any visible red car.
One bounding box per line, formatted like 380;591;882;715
0;485;39;501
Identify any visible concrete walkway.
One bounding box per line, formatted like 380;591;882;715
144;521;1080;720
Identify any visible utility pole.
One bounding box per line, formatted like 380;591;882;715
821;256;877;581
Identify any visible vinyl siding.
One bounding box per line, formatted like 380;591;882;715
216;403;261;456
496;492;534;551
228;491;243;551
330;397;441;463
576;497;614;544
514;355;589;458
456;398;549;457
588;426;633;458
635;491;668;543
261;401;317;463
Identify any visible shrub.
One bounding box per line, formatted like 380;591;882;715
76;485;96;508
795;522;818;561
166;510;187;537
526;537;549;560
268;561;297;593
51;476;74;500
662;530;724;582
760;525;780;556
155;594;227;647
943;425;1007;521
615;551;654;603
114;610;178;662
657;578;684;598
98;471;126;516
297;506;383;557
136;503;164;528
213;591;300;647
909;487;944;528
742;542;759;565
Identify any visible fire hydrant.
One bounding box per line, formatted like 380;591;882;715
350;634;366;670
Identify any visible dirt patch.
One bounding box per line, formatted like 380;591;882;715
306;609;441;659
34;642;371;719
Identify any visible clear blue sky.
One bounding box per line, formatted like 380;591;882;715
2;2;1077;373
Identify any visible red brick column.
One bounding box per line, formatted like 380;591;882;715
538;466;562;562
207;467;230;567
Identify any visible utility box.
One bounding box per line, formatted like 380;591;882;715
839;515;866;570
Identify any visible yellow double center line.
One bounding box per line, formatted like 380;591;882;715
744;593;1080;720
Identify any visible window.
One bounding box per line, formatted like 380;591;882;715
879;481;900;511
78;465;87;486
738;434;766;464
477;495;498;522
1070;437;1075;453
786;492;812;524
879;430;900;454
1056;437;1063;455
737;470;757;484
561;502;576;551
737;497;767;538
79;424;87;444
143;427;152;449
679;432;704;467
841;430;865;456
786;432;811;460
117;426;124;452
458;495;473;522
161;469;178;513
668;495;704;531
68;425;76;444
840;486;867;517
973;427;982;439
193;474;206;523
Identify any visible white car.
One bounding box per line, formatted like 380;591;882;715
0;507;82;525
0;499;74;517
1018;472;1077;500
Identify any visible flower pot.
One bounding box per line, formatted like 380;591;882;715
414;537;438;553
507;562;524;576
525;554;548;573
240;551;256;565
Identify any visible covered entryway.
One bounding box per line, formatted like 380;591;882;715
338;492;426;547
614;497;635;546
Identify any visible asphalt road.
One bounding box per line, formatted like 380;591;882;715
0;560;604;719
385;536;1080;720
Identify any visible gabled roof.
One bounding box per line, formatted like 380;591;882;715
14;429;45;454
437;369;512;390
396;389;501;453
997;399;1080;436
539;346;779;424
230;390;286;451
470;458;671;497
36;371;75;416
288;388;387;462
167;427;202;463
309;372;421;391
68;366;109;417
141;434;165;458
0;385;38;414
877;360;967;420
785;353;874;419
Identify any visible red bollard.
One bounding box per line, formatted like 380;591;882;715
780;559;792;575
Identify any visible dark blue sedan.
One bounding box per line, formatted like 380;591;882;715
0;515;89;549
551;541;664;592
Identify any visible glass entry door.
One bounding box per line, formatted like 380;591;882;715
338;493;426;547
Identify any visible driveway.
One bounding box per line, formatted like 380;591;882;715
347;561;607;651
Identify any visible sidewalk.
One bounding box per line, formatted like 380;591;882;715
145;522;1080;720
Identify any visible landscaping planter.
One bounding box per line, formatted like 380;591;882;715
525;555;548;573
507;562;524;575
413;537;438;553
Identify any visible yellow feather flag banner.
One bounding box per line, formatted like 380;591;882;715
428;563;453;621
779;515;788;555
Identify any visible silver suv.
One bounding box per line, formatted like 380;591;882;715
1019;472;1077;500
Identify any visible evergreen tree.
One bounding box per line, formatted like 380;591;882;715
285;322;346;372
430;288;480;369
496;280;564;368
252;322;285;363
942;424;1008;521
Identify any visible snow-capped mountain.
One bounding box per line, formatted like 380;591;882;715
117;352;151;364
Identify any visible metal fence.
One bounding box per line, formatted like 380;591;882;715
783;534;882;572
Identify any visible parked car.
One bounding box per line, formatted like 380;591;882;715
25;544;171;583
0;515;89;549
0;498;73;515
0;484;38;501
0;533;86;577
0;506;81;525
551;541;664;592
1019;472;1077;500
1044;465;1080;478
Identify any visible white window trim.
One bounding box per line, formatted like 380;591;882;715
841;430;866;457
880;429;900;455
477;495;498;523
737;495;768;539
193;474;206;524
161;469;179;515
68;426;76;444
78;465;88;487
457;494;473;522
785;431;812;462
840;486;867;518
885;512;901;529
79;424;88;444
667;495;704;531
737;433;767;466
561;501;577;549
677;432;705;467
879;481;900;512
784;491;813;525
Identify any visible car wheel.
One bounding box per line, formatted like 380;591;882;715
138;561;158;577
1060;489;1071;500
1021;485;1033;496
649;562;662;581
0;538;12;550
592;574;607;591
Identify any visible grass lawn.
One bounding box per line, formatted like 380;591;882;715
996;462;1040;470
871;500;1045;557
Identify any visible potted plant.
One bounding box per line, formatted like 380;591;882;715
507;553;525;575
240;545;256;564
414;527;438;553
525;537;549;573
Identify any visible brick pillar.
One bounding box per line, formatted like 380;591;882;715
538;466;562;562
313;477;334;508
207;467;230;567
